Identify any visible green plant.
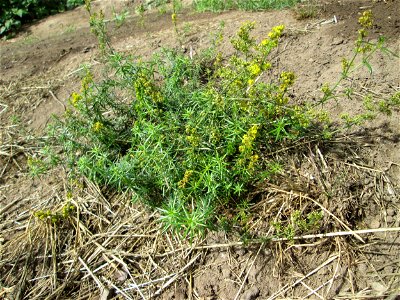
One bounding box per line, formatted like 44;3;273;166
41;8;398;240
135;3;146;27
9;114;21;124
0;0;85;37
45;17;322;239
63;24;76;34
28;145;59;177
294;0;320;19
272;210;323;240
182;22;192;36
320;11;398;107
86;3;110;56
113;7;129;28
316;10;399;131
158;5;168;15
34;203;75;225
172;0;183;13
67;0;84;9
193;0;299;12
27;157;48;177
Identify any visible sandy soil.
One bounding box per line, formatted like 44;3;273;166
1;0;399;299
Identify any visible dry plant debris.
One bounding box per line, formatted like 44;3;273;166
1;0;400;299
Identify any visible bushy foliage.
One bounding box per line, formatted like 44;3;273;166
37;8;397;239
46;21;324;238
193;0;299;12
0;0;84;37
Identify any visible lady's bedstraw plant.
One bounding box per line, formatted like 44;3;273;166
85;0;111;57
34;203;75;225
46;20;321;239
273;210;323;241
320;10;399;126
45;10;397;240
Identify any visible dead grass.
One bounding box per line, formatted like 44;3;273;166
1;4;400;297
1;121;400;299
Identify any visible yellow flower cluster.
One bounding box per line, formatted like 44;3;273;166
259;25;285;49
239;124;258;153
231;21;256;53
341;58;350;73
268;25;285;39
61;203;75;217
185;125;199;147
358;10;373;28
246;61;271;88
178;170;193;188
34;203;75;224
321;84;332;97
248;62;261;77
356;36;372;53
92;121;104;132
272;71;295;105
214;52;223;68
134;74;163;103
81;71;93;91
248;79;255;86
355;10;374;53
84;0;91;12
279;71;295;91
238;21;256;40
70;92;82;107
34;210;60;224
292;105;310;128
206;88;224;107
236;125;261;172
247;154;259;171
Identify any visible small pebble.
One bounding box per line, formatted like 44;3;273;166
331;38;344;45
387;208;396;217
384;266;394;274
369;218;380;229
248;264;263;282
358;263;368;273
221;266;231;278
241;286;260;300
363;178;371;185
371;282;387;293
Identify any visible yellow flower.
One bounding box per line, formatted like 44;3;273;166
248;63;261;77
248;154;259;171
261;62;271;71
92;121;103;132
341;58;350;72
259;38;277;49
321;84;331;96
178;170;193;188
268;25;285;39
280;71;295;86
279;72;295;94
260;39;269;47
81;71;93;91
358;10;373;28
172;13;177;23
240;124;259;153
70;92;82;107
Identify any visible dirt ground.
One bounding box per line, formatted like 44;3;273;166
1;0;400;299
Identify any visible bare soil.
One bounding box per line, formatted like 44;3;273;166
1;0;400;299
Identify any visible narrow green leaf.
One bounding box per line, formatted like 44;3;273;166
363;58;373;74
